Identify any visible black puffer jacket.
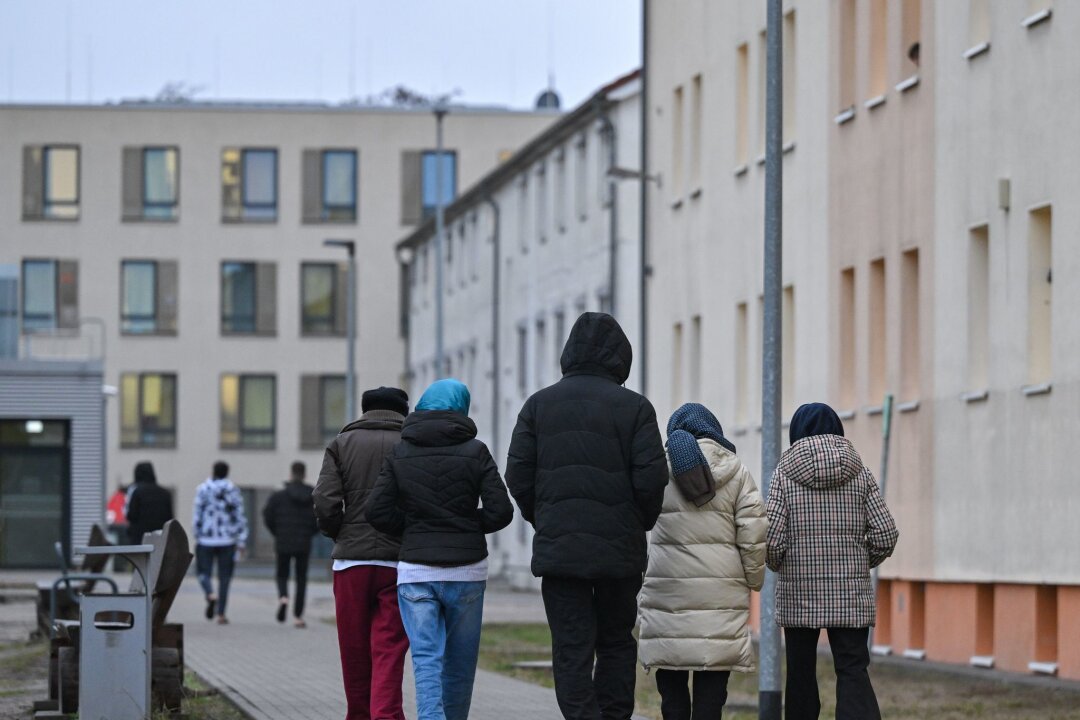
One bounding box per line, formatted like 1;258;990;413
506;312;668;579
366;411;513;566
126;478;174;545
262;481;319;555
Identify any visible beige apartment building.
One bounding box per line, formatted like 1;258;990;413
0;101;557;562
646;0;1080;680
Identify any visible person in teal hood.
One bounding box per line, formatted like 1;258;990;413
367;378;512;720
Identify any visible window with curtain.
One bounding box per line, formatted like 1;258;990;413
44;147;79;220
220;374;276;448
122;261;157;334
120;372;177;448
21;260;57;331
301;263;338;335
143;147;179;219
322;150;357;221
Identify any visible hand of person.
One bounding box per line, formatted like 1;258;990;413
236;546;246;562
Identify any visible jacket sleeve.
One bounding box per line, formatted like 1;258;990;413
630;399;669;531
477;444;514;533
365;454;405;536
126;487;142;528
262;494;277;537
765;471;788;572
865;471;899;568
191;487;203;539
734;467;768;591
232;484;248;548
505;399;538;525
312;441;345;540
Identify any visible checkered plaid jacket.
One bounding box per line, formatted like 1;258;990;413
765;434;898;628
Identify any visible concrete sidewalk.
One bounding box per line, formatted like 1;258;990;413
171;574;565;720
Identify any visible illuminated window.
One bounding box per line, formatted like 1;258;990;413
220;374;276;449
121;373;177;448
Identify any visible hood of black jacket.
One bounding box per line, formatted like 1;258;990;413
560;312;632;384
401;410;478;447
284;481;313;505
340;409;405;434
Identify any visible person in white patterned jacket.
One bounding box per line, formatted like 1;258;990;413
193;461;248;624
765;403;898;720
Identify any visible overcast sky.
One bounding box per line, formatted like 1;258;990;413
0;0;641;110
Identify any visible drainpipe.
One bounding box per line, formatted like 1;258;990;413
598;108;618;325
639;0;650;394
484;194;501;460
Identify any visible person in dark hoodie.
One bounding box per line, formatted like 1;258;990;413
766;403;899;720
262;461;319;627
506;312;668;720
125;461;174;545
314;386;411;720
367;379;513;720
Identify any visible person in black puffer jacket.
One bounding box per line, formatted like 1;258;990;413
506;311;668;720
367;379;512;720
262;462;318;627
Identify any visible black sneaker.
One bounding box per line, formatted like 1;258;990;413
205;596;215;620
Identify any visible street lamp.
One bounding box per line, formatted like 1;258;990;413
323;239;357;422
433;102;448;378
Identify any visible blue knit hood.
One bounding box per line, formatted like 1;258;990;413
416;379;471;415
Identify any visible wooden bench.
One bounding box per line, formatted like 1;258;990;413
36;519;193;717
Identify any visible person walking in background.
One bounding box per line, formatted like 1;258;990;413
314;386;412;720
506;312;668;720
638;404;767;720
263;461;318;628
367;379;513;720
766;403;899;720
125;461;174;544
193;461;248;625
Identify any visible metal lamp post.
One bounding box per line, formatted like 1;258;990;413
433;103;448;378
759;0;784;717
324;239;356;421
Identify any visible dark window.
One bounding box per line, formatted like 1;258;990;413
421;151;457;219
300;263;339;335
120;373;177;448
221;374;276;449
221;262;256;333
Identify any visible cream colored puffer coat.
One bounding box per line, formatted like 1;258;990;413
638;439;768;672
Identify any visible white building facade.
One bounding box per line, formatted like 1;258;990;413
398;72;642;587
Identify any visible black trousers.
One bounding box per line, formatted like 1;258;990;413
784;627;881;720
655;669;730;720
274;552;310;618
541;575;642;720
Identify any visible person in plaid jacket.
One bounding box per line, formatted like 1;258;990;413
765;403;898;720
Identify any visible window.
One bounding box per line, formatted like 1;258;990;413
300;374;346;449
690;74;703;189
735;303;749;423
302;149;357;223
869;0;888;97
673;85;684;197
22;145;79;220
555;149;567;232
0;266;16;359
838;0;857;113
422;151;457;220
21;259;77;332
869;259;887;403
535;318;547;388
574;134;588;221
517;324;528;396
969;0;991;50
553;309;566;373
672;323;684;407
736;44;750;167
220;374;276;449
518;176;529;253
783;12;796;145
122;146;179;221
900;250;920;399
222;148;277;222
221;261;276;335
756;31;767;156
783;286;795;415
536;163;548;244
121;260;178;335
120;373;177;448
901;0;922;80
839;268;857;407
301;262;346;336
689;315;702;399
968;226;990;388
1027;206;1052;385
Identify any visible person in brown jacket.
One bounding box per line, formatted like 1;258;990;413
765;402;899;720
314;386;410;720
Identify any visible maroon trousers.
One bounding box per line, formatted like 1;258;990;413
333;565;409;720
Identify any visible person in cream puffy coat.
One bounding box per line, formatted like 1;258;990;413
638;403;767;720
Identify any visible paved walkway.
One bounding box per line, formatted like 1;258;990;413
171;573;566;720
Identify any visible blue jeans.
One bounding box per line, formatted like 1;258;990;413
397;581;486;720
195;544;235;616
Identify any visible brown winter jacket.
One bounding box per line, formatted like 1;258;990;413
313;410;404;561
765;434;898;629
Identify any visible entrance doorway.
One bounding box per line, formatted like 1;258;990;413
0;419;70;568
